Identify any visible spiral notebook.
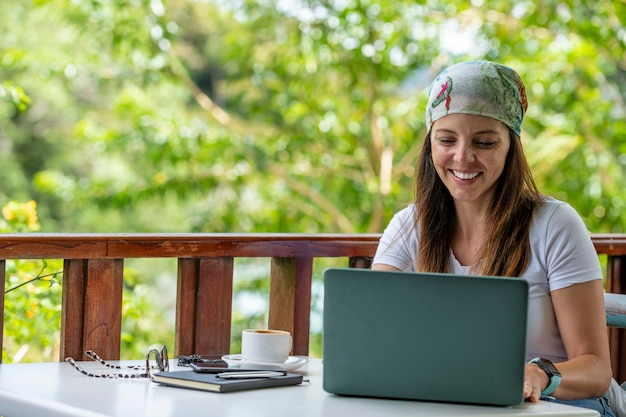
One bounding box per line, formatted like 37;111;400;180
322;268;529;406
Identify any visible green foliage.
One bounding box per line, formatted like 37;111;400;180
2;201;62;362
2;0;624;234
3;259;63;363
1;0;625;361
0;82;31;113
118;265;174;358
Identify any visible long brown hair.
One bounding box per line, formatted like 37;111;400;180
414;129;543;277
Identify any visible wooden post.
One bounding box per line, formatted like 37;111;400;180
175;258;199;357
61;259;123;361
269;257;313;356
175;257;233;357
195;257;233;355
0;260;5;363
83;259;124;360
607;255;626;382
60;259;87;361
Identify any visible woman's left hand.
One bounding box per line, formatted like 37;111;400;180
524;362;549;402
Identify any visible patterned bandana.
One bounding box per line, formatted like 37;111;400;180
426;61;528;137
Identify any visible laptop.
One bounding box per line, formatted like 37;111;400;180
322;267;528;406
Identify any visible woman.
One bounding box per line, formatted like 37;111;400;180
372;61;615;416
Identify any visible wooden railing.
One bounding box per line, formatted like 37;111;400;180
2;233;626;380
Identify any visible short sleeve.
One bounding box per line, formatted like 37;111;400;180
372;206;418;271
542;202;602;291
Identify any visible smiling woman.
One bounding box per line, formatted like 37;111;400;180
371;60;617;416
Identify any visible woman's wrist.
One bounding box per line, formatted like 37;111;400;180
528;358;562;396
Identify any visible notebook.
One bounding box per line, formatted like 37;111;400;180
152;370;303;393
322;267;528;406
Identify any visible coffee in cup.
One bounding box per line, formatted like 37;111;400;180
241;329;292;363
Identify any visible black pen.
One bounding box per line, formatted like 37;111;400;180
190;363;285;373
217;371;286;379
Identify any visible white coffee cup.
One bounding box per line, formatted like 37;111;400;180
241;329;292;363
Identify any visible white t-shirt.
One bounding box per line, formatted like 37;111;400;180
372;197;603;362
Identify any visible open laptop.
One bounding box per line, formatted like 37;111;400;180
322;267;528;406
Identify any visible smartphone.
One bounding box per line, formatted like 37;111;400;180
190;362;230;373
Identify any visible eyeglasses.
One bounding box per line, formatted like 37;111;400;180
65;345;169;379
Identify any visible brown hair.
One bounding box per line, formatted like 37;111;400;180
414;130;543;277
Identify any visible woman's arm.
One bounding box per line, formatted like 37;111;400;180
370;263;401;271
524;279;612;401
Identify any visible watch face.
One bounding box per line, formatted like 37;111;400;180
539;358;561;377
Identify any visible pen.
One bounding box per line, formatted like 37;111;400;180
216;371;286;379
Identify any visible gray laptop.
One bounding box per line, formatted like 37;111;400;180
322;268;528;406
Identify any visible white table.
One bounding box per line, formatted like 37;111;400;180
0;358;598;417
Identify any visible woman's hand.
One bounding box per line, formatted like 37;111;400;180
524;362;549;402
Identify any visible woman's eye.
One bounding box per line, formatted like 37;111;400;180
475;141;496;148
437;138;455;145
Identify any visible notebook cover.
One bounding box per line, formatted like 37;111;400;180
152;371;303;393
322;268;528;406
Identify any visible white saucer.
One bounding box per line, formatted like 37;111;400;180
221;354;308;371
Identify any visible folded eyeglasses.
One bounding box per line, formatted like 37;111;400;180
65;345;169;379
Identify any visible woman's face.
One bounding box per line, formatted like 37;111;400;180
430;114;510;206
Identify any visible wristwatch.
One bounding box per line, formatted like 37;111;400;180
528;357;562;396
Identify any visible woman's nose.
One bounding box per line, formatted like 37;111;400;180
453;144;475;164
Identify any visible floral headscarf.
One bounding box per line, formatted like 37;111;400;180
426;61;528;137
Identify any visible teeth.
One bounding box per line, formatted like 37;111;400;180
453;170;479;180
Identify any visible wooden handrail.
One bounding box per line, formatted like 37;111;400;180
2;233;626;380
0;234;379;362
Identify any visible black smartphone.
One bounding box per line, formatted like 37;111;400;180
189;362;231;373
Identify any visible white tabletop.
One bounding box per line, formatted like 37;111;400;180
0;358;598;417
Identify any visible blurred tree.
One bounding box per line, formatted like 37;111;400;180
1;0;625;361
1;0;624;234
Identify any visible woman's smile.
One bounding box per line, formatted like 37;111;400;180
451;170;481;180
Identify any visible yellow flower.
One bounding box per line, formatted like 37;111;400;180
2;200;40;231
2;204;15;221
24;200;38;227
